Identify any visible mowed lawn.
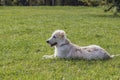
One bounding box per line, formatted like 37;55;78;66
0;6;120;80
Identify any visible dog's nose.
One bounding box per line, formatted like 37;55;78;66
46;40;49;43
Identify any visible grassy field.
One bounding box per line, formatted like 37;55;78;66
0;6;120;80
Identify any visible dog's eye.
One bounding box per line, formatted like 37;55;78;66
53;36;56;38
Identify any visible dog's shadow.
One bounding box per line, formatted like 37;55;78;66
48;58;111;65
42;58;117;69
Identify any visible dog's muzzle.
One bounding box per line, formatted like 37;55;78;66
46;40;57;47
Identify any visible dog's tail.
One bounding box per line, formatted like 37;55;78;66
111;54;120;58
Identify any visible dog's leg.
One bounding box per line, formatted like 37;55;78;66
42;55;54;59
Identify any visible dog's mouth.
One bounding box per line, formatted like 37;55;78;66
46;40;57;47
50;42;57;47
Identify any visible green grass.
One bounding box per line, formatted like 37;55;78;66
0;6;120;80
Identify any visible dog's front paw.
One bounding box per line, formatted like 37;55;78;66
42;55;54;59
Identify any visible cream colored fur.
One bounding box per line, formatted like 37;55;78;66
43;30;113;60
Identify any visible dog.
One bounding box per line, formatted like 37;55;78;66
43;30;119;60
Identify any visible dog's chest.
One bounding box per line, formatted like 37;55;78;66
56;46;70;58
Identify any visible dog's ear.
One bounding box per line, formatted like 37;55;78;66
59;31;65;38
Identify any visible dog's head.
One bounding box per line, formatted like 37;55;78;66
46;30;67;47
